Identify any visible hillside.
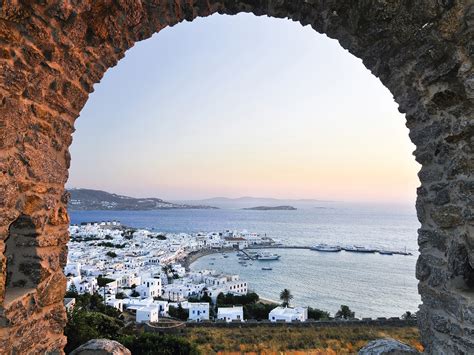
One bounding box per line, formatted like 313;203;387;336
67;189;217;211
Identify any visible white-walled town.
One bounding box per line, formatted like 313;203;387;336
65;220;308;324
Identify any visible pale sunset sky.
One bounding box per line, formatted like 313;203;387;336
67;14;420;204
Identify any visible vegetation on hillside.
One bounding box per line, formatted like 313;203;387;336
63;292;196;354
186;325;423;354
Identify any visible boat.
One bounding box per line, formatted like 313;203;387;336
343;245;377;253
311;243;342;252
378;250;394;255
256;252;280;261
262;267;272;270
223;255;229;258
238;260;247;264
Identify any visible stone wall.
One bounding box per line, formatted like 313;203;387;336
0;1;472;353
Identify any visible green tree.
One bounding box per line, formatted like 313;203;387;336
402;311;415;320
65;310;123;353
243;303;277;320
335;305;355;319
115;292;127;300
119;333;199;355
106;251;117;258
307;307;330;320
65;283;78;298
279;289;293;307
169;304;188;321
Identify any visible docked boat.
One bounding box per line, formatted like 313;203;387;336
343;245;377;253
262;267;272;270
378;250;394;255
256;252;280;261
311;243;342;252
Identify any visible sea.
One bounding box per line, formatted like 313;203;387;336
70;202;421;319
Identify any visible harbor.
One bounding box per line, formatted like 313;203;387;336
241;244;413;256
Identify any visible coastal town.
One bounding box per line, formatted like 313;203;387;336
65;220;311;324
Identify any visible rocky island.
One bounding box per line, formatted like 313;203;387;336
243;205;297;211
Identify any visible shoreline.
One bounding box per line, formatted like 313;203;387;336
181;247;235;271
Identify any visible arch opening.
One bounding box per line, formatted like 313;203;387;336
65;9;419;334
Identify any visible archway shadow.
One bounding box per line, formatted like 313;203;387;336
3;215;41;305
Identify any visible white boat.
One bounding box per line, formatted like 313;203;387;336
311;243;342;252
343;245;377;253
256;252;280;261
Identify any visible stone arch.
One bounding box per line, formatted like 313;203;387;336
0;1;472;353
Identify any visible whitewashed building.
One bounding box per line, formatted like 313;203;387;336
188;303;210;321
64;263;81;277
217;306;244;322
106;296;124;312
136;306;159;323
268;307;308;323
136;277;161;298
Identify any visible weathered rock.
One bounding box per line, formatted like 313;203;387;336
0;0;472;354
70;339;131;355
358;338;419;354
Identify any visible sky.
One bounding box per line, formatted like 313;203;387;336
67;14;420;204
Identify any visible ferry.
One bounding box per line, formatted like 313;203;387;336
343;245;377;253
256;252;280;261
311;243;342;252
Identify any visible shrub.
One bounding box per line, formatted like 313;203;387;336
119;333;199;355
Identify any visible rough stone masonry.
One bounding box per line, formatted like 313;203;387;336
0;0;472;353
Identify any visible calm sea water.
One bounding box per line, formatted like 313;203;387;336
70;203;421;318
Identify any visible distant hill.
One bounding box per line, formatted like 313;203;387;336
67;189;218;211
174;196;331;209
243;205;297;211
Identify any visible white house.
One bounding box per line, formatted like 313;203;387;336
188;303;210;321
136;277;161;298
154;300;170;316
64;298;76;312
217;306;244;322
64;263;81;277
268;307;308;323
136;306;159;323
106;296;124;312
